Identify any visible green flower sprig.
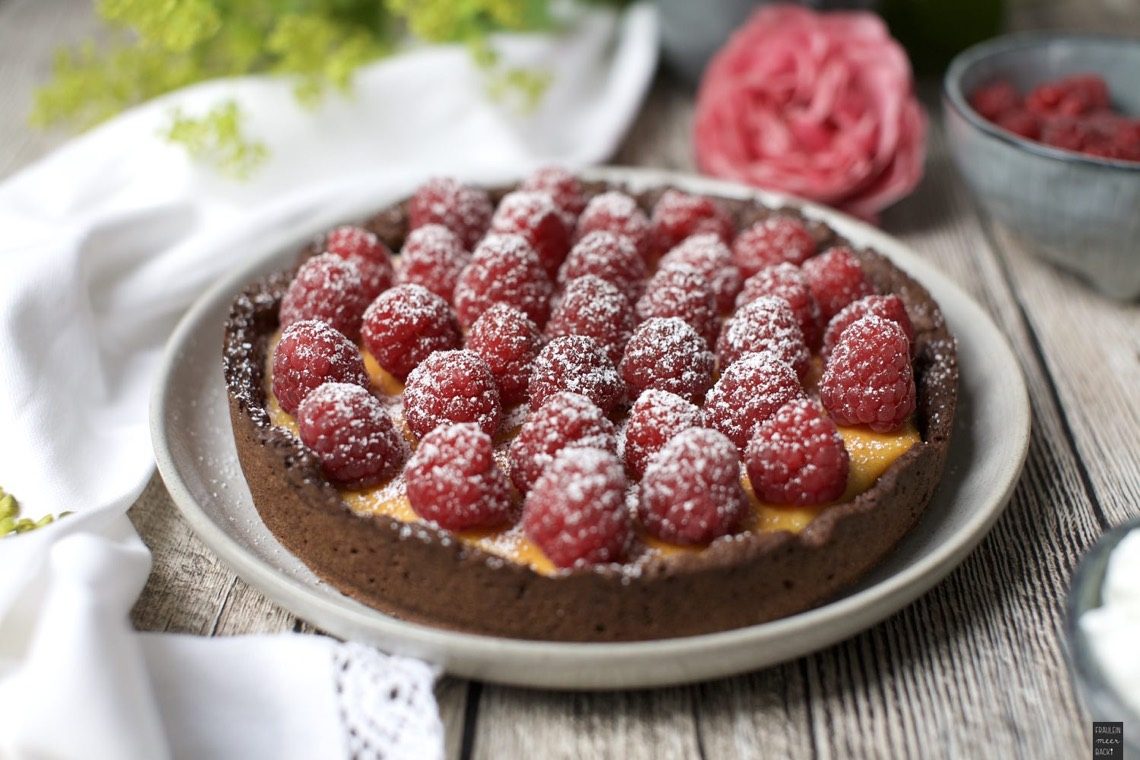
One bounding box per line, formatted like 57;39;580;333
30;0;623;177
0;487;71;538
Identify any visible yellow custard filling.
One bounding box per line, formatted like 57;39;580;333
266;341;919;576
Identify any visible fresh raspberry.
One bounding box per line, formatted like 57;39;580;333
323;225;396;299
575;191;652;261
968;80;1021;121
649;189;734;254
404;422;512;530
398;224;469;302
822;294;915;361
636;264;720;347
620;317;714;405
995;109;1041;140
1041;117;1092;152
717;296;810;380
360;283;461;380
490;190;571;275
279;254;372;341
296;382;406;488
403;349;502;439
508;391;616;493
520;166;586;225
638;428;749;545
736;263;824;351
704;351;804;451
1026;74;1109;118
528;335;623;415
745;398;849;506
731;216;817;277
523;447;631;568
801;246;874;322
621;389;703;480
1108;118;1140;158
464;303;543;405
658;233;743;312
558;231;646;305
546;275;635;365
453;234;554;329
272;320;369;414
408;177;493;250
820;315;915;432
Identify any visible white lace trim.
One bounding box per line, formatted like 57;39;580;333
333;642;444;760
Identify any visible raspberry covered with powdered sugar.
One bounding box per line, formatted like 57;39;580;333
523;447;631;568
403;349;502;440
272;320;370;414
546;275;635;366
296;382;406;488
453;233;553;329
405;423;512;530
360;283;461;381
638;427;749;545
508;391;616;493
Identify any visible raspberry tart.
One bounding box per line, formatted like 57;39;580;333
224;171;957;642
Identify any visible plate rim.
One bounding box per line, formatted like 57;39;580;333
150;166;1031;688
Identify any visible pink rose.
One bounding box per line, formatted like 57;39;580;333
694;4;926;221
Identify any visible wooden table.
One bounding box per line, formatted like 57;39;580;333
3;1;1138;757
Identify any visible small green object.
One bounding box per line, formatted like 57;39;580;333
0;487;71;537
0;493;17;520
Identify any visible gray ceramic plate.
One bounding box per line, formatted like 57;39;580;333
150;167;1030;689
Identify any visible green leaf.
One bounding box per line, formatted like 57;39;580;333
162;101;269;179
97;0;223;52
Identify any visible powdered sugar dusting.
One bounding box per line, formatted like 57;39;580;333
558;230;646;303
737;262;823;351
621;389;703;480
732;215;816;276
528;334;624;415
360;283;461;380
403;349;502;439
398;223;469;302
704;350;804;451
636;263;720;347
717;295;811;379
659;232;743;312
404;422;512;530
575;191;651;258
508;391;616;493
279;253;371;340
453;233;554;328
638;427;749;545
523;446;631;568
620;317;714;405
546;275;635;365
408;177;493;250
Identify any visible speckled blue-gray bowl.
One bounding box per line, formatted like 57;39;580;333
943;34;1140;301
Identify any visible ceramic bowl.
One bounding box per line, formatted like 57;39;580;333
1066;517;1140;754
943;34;1140;300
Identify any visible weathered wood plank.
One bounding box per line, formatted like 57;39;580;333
472;686;703;760
0;0;100;179
127;474;299;635
985;222;1140;526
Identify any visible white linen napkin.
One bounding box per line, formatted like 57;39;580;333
0;4;658;757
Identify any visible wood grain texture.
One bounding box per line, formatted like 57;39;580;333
2;2;1138;759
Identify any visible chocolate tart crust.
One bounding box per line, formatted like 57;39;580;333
223;183;958;642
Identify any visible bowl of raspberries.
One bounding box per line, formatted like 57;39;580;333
943;34;1140;300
